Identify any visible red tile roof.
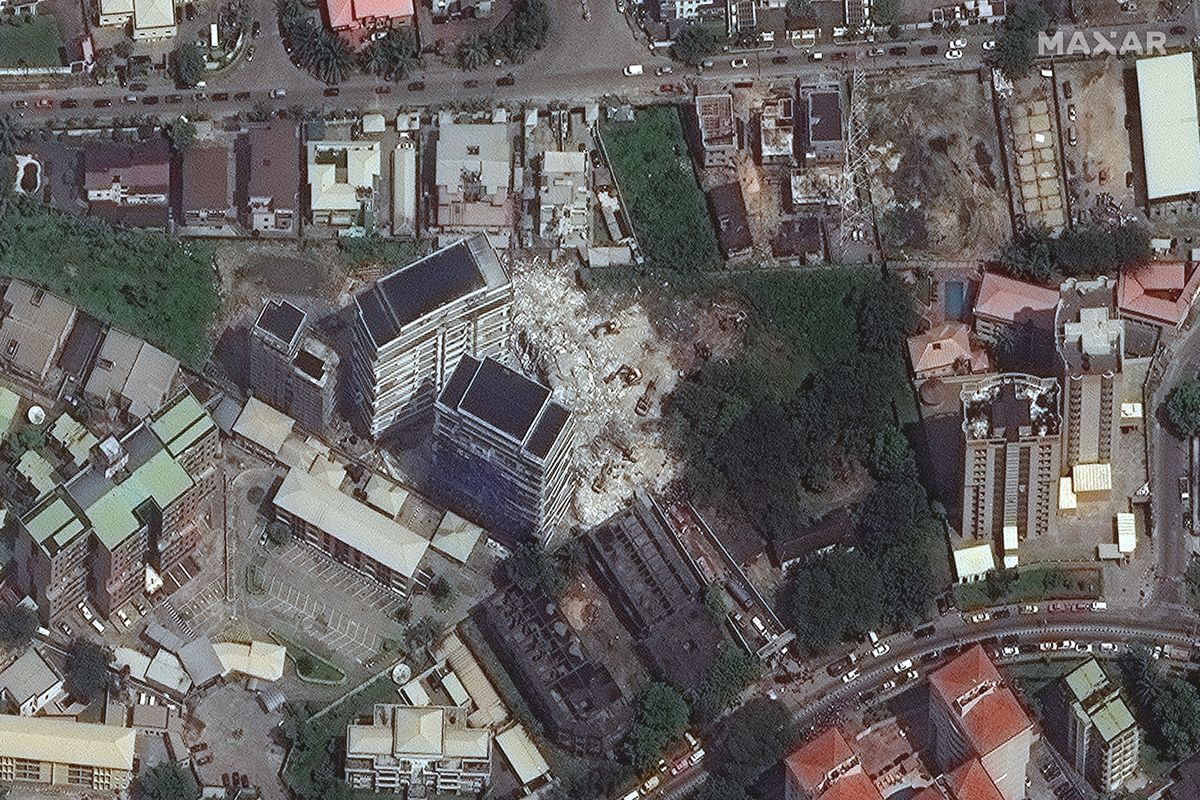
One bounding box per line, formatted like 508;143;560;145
974;272;1058;324
820;772;885;800
325;0;413;28
785;727;857;795
928;645;1031;758
1118;262;1200;328
946;759;1005;800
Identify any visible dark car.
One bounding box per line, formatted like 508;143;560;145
375;85;391;94
60;98;79;108
130;82;147;91
1172;24;1187;34
831;51;850;61
184;2;195;19
495;73;515;86
212;92;229;100
240;775;249;789
93;98;112;108
143;96;159;105
771;55;789;64
914;624;936;639
323;87;340;96
993;608;1011;619
234;91;251;100
251;20;261;37
463;79;478;88
889;45;908;55
920;44;938;55
407;80;425;91
166;94;183;104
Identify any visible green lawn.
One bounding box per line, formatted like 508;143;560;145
0;204;219;366
600;106;720;272
954;565;1103;611
0;16;64;68
269;631;347;684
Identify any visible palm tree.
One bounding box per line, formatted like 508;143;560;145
458;34;490;70
0;114;18;156
1121;646;1162;710
361;29;418;81
312;32;353;84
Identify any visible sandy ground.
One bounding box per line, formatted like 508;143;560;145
864;72;1011;258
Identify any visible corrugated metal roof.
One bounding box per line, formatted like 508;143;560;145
1072;462;1112;494
1137;53;1200;200
0;715;135;771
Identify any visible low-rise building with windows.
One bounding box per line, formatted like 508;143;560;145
0;715;135;792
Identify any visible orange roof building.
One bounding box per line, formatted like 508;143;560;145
928;645;1033;800
974;272;1059;330
1118;262;1200;329
783;727;884;800
907;321;990;381
325;0;413;31
908;758;1005;800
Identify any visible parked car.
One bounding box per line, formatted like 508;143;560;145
496;73;515;86
982;39;996;49
245;45;256;62
35;97;52;108
143;96;159;105
130;82;147;91
165;94;183;104
270;88;287;98
1019;603;1038;614
375;85;392;94
60;98;78;108
463;79;478;88
841;668;860;683
1001;645;1019;657
893;658;913;673
58;622;71;636
771;55;789;64
323;87;339;97
1171;24;1187;34
234;91;251;100
655;65;672;76
871;642;890;658
251;20;261;37
1181;476;1191;502
920;45;938;55
123;95;138;104
93;98;112;108
1062;80;1072;98
1068;126;1077;146
407;81;425;91
730;57;749;68
967;611;990;624
945;49;964;60
10;99;27;109
623;64;644;76
888;46;908;55
948;38;967;48
866;47;884;56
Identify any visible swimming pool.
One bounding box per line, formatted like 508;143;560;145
943;281;966;321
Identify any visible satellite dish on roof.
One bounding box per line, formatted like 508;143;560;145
391;662;412;685
26;405;45;425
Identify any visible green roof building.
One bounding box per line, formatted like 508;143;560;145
1061;658;1139;793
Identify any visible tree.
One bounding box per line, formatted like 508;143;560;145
360;29;419;81
491;0;550;62
868;426;913;480
428;575;455;610
784;0;813;19
625;683;689;768
703;699;794;786
458;34;490;70
782;549;884;652
140;761;200;800
172;44;207;87
671;23;724;65
0;113;18;156
1167;377;1200;438
504;541;568;596
853;273;915;355
266;520;292;546
871;0;898;25
695;645;759;720
0;605;38;648
64;638;113;703
992;0;1050;77
168;117;196;152
5;424;45;459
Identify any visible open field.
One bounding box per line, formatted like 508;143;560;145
0;16;63;68
954;565;1103;610
600;106;720;272
864;72;1010;258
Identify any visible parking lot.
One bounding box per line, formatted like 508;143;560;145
188;683;289;797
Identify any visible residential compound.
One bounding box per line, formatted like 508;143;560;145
307;140;383;227
83;140;171;227
14;391;218;621
537;150;589;249
243;122;302;235
0;715;135;792
432;355;576;541
248;298;339;433
0;648;63;716
0;279;77;387
96;0;176;39
350;235;512;436
434;114;515;239
960;373;1061;569
1055;659;1139;793
783;726;883;800
344;704;491;795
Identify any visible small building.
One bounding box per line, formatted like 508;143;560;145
232;396;296;461
1118;262;1200;329
243;122;301;235
494;724;550;791
307;140;382;227
706;183;752;260
0;280;78;388
973;271;1059;345
783;727;884;800
325;0;415;33
758;92;795;164
179;145;235;229
83;329;179;420
83;141;170;228
0;715;136;792
694;94;737;168
537;150;589;249
951;539;995;584
434;116;514;238
131;0;177;39
800;84;844;164
0;648;64;716
907;322;990;381
391;141;418;236
48;413;99;467
344;704;491;795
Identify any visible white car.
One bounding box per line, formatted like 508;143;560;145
1001;645;1019;657
982;39;996;50
841;668;860;683
1060;640;1076;650
116;610;132;628
655;65;672;76
871;642;891;658
270;88;287;98
893;658;913;673
945;49;964;60
948;38;967;49
78;603;94;622
730;57;749;68
1068;104;1077;121
623;64;644;76
1099;642;1117;654
90;618;105;634
1039;641;1056;651
905;669;919;682
1019;604;1039;615
881;679;897;692
967;611;990;624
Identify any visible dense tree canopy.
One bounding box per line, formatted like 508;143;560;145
0;605;38;648
64;638;113;702
998;223;1150;283
1167;378;1200;438
140;761;200;800
626;683;690;768
1120;646;1200;760
992;0;1050;76
171;44;206;87
694;646;759;720
491;0;550;62
672;23;725;65
693;699;795;800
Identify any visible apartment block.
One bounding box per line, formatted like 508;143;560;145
1058;659;1139;793
0;715;135;792
344;704;491;795
13;392;217;621
1056;277;1123;487
783;726;883;800
961;374;1061;568
248;298;339;434
350;235;512;437
928;645;1034;800
433;356;576;541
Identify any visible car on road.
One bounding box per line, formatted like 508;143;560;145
1039;641;1056;651
920;45;938;55
871;642;890;658
94;99;112;108
888;46;908;55
234;91;251;100
905;669;919;682
375;85;392;93
1019;604;1038;614
246;45;256;62
323;87;340;96
407;81;425;91
251;20;261;37
982;39;996;50
808;52;824;61
123;94;138;104
967;611;990;624
655;65;672;76
463;79;479;88
1060;640;1076;650
60;98;78;108
130;82;147;91
730;57;749;68
881;679;897;691
771;55;789;64
496;73;515;86
1181;476;1191;502
623;64;644;76
948;38;967;48
945;49;964;60
1100;642;1117;654
1067;103;1076;121
59;622;71;636
993;608;1011;619
166;94;182;104
10;99;27;109
90;618;105;634
271;88;287;98
143;96;159;105
35;98;52;108
1172;24;1187;34
116;609;132;628
1001;645;1019;657
1068;126;1077;146
841;668;860;683
867;47;884;56
893;658;913;673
